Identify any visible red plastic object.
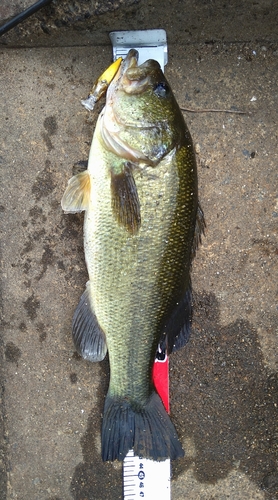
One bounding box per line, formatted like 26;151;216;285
152;353;170;413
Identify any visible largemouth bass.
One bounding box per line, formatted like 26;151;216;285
62;50;204;462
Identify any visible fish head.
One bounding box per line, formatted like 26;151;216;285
111;49;179;125
103;50;183;163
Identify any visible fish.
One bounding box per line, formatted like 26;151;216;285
61;49;205;462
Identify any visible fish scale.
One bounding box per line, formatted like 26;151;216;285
87;146;179;403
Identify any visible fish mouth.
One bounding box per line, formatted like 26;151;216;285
121;49;139;73
100;50;164;164
120;49;161;94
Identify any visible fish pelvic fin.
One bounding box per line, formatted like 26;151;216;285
72;283;107;361
61;171;91;213
101;392;184;462
110;162;141;235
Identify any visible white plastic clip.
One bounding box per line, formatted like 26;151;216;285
109;29;168;71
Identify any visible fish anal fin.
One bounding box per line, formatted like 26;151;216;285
61;171;91;213
72;283;107;362
159;286;192;355
111;162;141;234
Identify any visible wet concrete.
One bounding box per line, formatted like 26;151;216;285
0;0;277;499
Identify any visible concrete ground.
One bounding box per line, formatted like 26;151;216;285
0;0;277;499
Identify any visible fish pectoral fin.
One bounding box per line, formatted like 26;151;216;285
159;286;192;355
72;283;107;362
111;162;141;234
61;171;91;213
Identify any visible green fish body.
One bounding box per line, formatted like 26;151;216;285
62;50;204;462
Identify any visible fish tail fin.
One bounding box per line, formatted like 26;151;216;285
101;392;184;462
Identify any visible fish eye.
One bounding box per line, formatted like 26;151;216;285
153;82;169;98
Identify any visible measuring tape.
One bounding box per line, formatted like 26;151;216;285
123;450;171;499
123;350;171;499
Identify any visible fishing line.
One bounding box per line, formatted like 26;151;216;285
0;0;53;37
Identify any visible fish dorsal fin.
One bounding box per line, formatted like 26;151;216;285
192;202;206;258
111;162;141;234
159;285;192;355
61;171;91;213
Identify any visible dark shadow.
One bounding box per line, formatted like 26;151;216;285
71;291;278;499
171;291;278;498
71;356;122;500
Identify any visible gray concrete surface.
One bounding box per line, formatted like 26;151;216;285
0;0;139;25
0;0;277;499
0;1;34;24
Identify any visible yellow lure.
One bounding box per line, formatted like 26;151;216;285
82;57;122;110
